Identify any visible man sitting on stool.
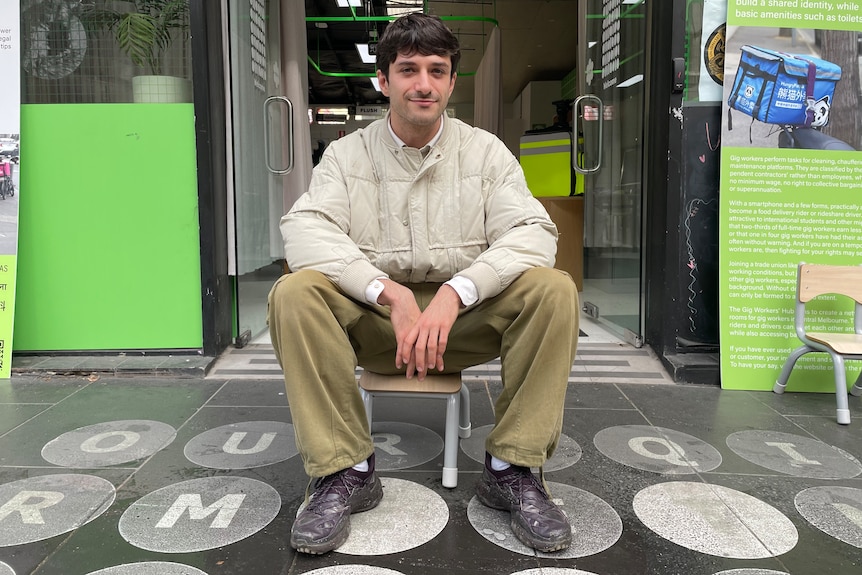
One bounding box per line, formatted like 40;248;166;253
268;12;579;555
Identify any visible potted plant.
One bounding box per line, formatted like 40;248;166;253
82;0;191;102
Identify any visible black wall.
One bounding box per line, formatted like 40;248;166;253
191;0;232;357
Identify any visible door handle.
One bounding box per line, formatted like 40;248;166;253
264;96;294;175
573;94;603;174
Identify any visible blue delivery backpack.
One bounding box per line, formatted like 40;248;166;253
727;45;842;127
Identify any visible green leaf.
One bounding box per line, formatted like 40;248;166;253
116;13;158;69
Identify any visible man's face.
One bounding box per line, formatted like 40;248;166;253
377;52;456;137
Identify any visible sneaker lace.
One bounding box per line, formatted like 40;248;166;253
307;471;366;514
501;467;556;511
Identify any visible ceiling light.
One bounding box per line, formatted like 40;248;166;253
616;74;643;88
336;0;362;7
316;107;349;124
370;77;381;91
385;0;423;17
356;43;376;64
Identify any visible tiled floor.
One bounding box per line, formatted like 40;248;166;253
1;319;861;575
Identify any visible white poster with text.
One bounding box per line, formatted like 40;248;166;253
0;1;21;378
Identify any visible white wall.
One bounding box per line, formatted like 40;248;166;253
503;81;562;158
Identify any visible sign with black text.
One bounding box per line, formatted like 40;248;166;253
0;1;20;378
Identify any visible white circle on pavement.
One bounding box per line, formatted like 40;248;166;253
335;477;449;556
713;570;790;575
594;425;722;474
184;421;298;469
42;421;176;468
119;477;281;553
460;424;582;472
0;562;14;575
467;481;621;558
86;562;209;575
371;422;442;471
633;482;798;558
0;474;116;547
795;486;862;548
302;567;405;575
726;430;862;479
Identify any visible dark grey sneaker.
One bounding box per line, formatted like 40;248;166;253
290;459;383;554
475;455;572;552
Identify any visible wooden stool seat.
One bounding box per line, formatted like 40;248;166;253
358;371;471;488
359;371;463;393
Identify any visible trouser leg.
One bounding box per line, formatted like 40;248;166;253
268;267;578;474
268;270;389;477
444;267;579;468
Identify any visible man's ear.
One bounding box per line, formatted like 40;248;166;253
376;70;390;97
448;72;457;97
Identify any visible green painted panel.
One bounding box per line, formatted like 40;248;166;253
16;104;203;351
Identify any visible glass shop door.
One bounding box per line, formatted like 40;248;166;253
576;0;648;346
225;0;296;345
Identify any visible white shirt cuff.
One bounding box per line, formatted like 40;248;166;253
365;278;387;304
445;276;479;306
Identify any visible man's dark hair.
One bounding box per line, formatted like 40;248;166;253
376;13;461;78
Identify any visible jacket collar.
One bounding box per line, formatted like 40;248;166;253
379;112;451;153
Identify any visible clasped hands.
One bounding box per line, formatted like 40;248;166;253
376;279;463;381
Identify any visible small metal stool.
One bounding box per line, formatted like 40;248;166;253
358;371;471;488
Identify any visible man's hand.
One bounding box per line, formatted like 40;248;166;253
377;281;462;380
377;280;422;377
407;285;462;380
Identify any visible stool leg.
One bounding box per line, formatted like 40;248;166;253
359;387;374;432
459;384;471;439
774;345;812;393
830;354;851;425
442;393;460;488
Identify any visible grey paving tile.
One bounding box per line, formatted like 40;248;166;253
0;404;50;436
10;355;47;368
29;357;86;370
0;378;89;404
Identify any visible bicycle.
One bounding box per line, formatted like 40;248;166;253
0;162;14;200
776;124;856;151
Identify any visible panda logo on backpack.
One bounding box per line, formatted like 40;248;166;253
805;96;831;128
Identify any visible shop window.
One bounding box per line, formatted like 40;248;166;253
21;0;193;104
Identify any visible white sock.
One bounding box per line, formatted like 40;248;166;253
490;456;511;471
352;459;369;473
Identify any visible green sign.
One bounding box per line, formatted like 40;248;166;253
720;1;862;391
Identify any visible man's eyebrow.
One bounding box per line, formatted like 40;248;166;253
394;57;450;70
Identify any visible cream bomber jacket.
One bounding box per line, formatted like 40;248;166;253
280;114;558;306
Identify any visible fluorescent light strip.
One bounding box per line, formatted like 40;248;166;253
356;43;376;64
385;0;423;17
370;77;381;91
616;74;643;88
336;0;362;7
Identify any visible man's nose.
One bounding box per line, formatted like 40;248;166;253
414;70;433;92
